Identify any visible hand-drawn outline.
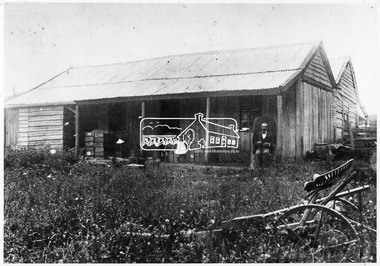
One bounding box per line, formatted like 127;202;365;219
140;113;240;153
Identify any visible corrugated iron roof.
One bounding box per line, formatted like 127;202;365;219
5;41;320;107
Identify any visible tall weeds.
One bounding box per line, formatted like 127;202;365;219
3;148;376;262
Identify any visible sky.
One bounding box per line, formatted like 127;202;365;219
2;1;379;115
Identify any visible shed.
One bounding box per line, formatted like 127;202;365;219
330;56;366;144
4;41;337;164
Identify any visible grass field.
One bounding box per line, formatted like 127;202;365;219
3;147;377;263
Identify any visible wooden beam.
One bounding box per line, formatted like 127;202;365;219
75;105;80;155
276;95;283;160
5;102;75;109
295;80;304;162
141;101;145;118
301;76;334;92
140;101;145;158
205;97;210;164
74;89;282;106
65;106;76;114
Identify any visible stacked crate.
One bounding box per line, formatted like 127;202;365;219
84;132;96;158
84;130;114;159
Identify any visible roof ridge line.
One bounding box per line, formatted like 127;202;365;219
69;41;319;69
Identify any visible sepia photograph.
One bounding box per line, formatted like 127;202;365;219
2;0;377;263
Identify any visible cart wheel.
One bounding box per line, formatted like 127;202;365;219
273;204;360;262
332;198;368;224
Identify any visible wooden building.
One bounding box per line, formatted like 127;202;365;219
4;41;338;164
330;56;367;144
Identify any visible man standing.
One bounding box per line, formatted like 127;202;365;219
254;122;276;167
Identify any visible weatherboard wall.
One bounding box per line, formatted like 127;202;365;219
280;79;334;161
10;106;65;148
4;108;19;149
333;61;359;141
303;48;334;89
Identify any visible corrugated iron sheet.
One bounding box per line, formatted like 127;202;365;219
5;42;319;107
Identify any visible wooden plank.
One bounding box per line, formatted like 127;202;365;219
28;125;63;132
342;73;354;85
309;85;318;145
29;106;63;112
341;74;355;87
4;108;19;148
65;106;76;114
19;119;29;126
317;88;322;143
18;116;29;122
18;123;29;129
330;91;334;142
28;129;63;136
28;139;63;146
28;110;64;116
19;108;29;115
288;86;296;159
311;62;329;77
28;131;63;136
343;99;349;109
29;120;63;127
18;130;28;136
327;91;332;142
28;131;63;137
341;84;355;94
19;109;29;114
18;113;29;119
304;54;333;88
18;136;28;142
295;80;303;160
205;97;210;164
18;108;29;146
340;83;354;92
28;116;63;123
302;83;309;153
321;89;326;143
313;86;319;145
29;136;63;142
18;137;28;142
325;90;329;142
277;95;283;159
140;101;145;158
320;89;324;143
18;128;29;134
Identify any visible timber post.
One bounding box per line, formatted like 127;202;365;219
276;94;283;162
295;80;304;162
250;131;255;169
205;97;210;164
140;101;145;158
75;104;80;156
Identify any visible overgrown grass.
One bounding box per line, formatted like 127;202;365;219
3;147;377;263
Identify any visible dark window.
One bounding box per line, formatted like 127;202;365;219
344;113;350;131
240;109;254;130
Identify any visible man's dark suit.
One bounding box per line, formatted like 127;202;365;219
253;130;276;167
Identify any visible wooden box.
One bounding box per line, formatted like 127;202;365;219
85;136;94;142
85;132;95;137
